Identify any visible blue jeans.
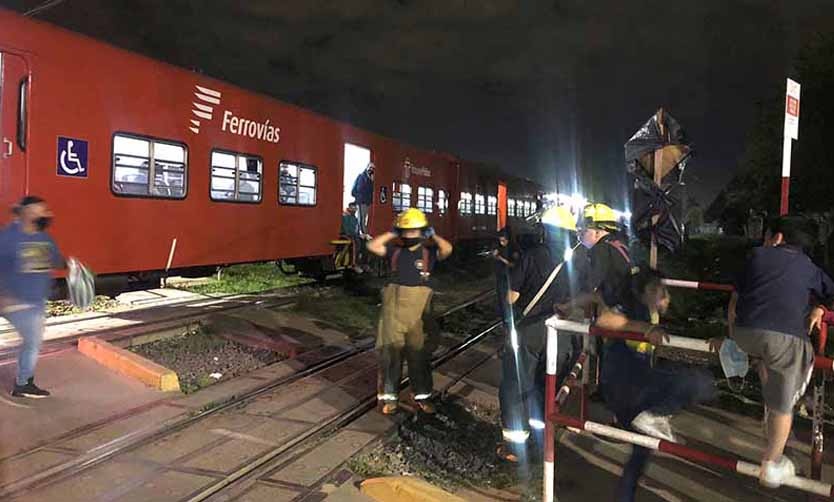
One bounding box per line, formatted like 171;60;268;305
4;305;45;386
600;341;715;502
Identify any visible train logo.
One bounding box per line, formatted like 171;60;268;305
188;85;222;134
56;137;88;177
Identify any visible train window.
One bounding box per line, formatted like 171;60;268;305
17;79;27;151
112;134;187;198
474;194;485;215
525;201;532;216
487;195;497;216
458;192;472;215
210;150;262;203
437;189;448;215
508;198;516;217
392;182;411;211
279;161;317;206
417;186;433;213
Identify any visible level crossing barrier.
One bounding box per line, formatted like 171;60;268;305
542;277;834;501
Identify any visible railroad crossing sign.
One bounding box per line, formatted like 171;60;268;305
781;78;801;214
784;78;801;141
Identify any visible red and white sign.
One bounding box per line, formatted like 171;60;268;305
784;78;801;141
781;78;801;214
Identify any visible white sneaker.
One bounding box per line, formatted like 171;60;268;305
631;411;678;443
760;456;795;488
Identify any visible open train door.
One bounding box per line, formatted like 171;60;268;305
497;181;507;230
0;52;28;225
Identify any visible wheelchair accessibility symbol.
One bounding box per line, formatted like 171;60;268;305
57;137;88;178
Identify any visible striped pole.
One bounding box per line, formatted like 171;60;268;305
547;317;834;374
553;352;587;412
550;415;834;498
661;278;735;293
543;323;559;502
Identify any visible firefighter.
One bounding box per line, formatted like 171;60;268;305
367;208;453;415
554;203;635;340
498;205;578;462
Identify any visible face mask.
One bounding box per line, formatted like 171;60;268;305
35;217;52;231
719;338;749;379
401;237;422;247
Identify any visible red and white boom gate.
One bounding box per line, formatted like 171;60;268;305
542;278;834;501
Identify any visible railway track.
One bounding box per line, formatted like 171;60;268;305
0;289;500;501
186;319;503;502
0;284;332;363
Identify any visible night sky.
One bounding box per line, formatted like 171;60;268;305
5;0;834;208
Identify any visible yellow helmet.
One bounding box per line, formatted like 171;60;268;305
395;208;429;229
580;203;620;231
540;205;577;231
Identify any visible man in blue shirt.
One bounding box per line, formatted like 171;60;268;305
351;163;374;237
0;196;65;398
728;215;834;488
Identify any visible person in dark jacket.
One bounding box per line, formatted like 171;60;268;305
351;163;375;236
596;268;715;502
726;215;834;488
492;226;520;326
498;206;577;462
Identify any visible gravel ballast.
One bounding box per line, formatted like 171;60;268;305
129;329;284;393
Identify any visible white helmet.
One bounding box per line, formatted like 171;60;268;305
67;258;95;310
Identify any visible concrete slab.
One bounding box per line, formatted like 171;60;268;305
125;412;269;464
0;450;74;490
0;290;214;349
78;336;180;391
275;387;362;423
238;483;302;502
173;375;267;411
10;459;157;502
117;469;217;502
180;436;273;473
0;350;171;459
115;287;200;306
57;403;184;452
269;429;377;486
224;308;352;348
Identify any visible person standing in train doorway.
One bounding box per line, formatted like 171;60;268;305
367;208;453;415
351;162;375;238
0;196;65;399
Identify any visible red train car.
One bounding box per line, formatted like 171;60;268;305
0;9;544;288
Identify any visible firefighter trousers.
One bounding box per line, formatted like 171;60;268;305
499;319;579;441
376;284;434;402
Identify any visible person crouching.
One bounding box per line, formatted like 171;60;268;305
595;268;716;502
367;208;453;415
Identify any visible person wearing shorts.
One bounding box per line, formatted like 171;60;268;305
729;215;834;488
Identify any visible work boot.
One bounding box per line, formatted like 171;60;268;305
760;456;796;488
631;411;677;443
11;378;51;399
415;400;436;414
380;401;399;415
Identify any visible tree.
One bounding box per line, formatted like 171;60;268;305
710;32;834;252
